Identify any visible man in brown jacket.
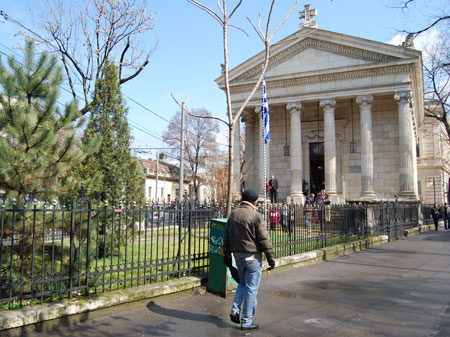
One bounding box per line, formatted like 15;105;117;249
223;189;275;330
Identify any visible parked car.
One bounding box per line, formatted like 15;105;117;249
144;209;174;226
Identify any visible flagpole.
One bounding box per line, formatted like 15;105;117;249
263;113;267;225
261;69;270;227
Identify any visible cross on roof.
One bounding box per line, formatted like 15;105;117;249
299;4;318;29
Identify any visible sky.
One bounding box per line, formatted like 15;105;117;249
0;0;446;160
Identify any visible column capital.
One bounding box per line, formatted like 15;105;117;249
241;113;255;123
394;91;412;103
320;98;336;109
286;102;302;113
356;95;373;105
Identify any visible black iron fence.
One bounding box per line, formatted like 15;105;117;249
262;201;423;258
0;193;219;310
0;193;428;310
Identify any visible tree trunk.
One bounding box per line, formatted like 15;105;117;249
226;125;234;217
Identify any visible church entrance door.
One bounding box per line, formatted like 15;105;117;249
309;142;324;195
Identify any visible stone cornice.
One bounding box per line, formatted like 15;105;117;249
230;64;413;95
234;38;399;82
231;83;411;108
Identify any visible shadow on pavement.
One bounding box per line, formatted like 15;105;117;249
146;301;229;329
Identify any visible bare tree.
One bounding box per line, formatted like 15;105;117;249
183;0;299;216
204;149;229;204
393;0;449;37
163;108;220;199
391;1;450;139
2;0;157;115
423;34;450;139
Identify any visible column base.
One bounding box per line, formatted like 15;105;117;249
398;191;419;201
288;192;305;205
358;192;377;202
258;193;270;203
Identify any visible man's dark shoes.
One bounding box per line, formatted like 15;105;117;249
241;322;259;330
230;312;240;324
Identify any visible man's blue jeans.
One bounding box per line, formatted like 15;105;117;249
231;256;262;327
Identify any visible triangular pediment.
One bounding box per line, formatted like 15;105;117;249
232;37;399;83
218;29;421;86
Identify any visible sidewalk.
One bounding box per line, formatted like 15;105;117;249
4;230;450;337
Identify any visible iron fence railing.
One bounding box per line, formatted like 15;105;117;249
0;193;427;310
0;193;219;310
262;201;422;258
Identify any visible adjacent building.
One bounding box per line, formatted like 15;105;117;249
138;158;212;203
139;158;187;203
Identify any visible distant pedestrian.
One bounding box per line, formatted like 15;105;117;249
305;193;315;207
269;175;278;203
223;189;275;331
431;203;441;231
281;201;290;233
442;202;449;231
324;199;331;222
269;209;281;231
304;199;312;234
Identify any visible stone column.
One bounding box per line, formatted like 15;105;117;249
256;107;270;199
232;116;241;200
394;91;418;200
356;95;376;200
286;102;305;204
242;113;255;191
320;98;338;201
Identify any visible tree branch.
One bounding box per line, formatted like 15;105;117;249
170;93;229;126
186;0;224;27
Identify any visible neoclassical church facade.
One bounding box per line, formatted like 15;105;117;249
216;5;426;204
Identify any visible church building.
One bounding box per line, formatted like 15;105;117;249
216;5;425;204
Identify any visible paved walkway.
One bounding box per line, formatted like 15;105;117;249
4;231;450;337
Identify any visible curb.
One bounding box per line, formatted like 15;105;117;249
261;235;389;272
0;277;202;330
0;229;427;330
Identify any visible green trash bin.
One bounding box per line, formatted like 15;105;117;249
208;218;238;297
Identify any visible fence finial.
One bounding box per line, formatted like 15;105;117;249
78;182;87;198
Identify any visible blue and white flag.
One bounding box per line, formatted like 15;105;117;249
261;75;270;144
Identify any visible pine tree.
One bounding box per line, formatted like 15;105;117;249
0;40;89;206
79;61;144;204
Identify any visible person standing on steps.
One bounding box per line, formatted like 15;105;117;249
269;175;278;203
222;189;276;331
265;179;271;201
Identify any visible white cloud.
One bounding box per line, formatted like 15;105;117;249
389;33;405;47
414;29;442;51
